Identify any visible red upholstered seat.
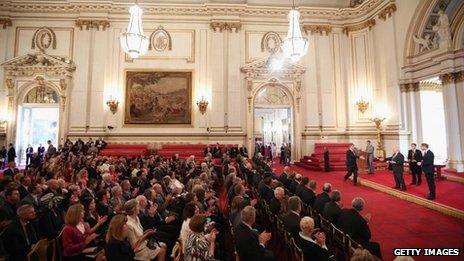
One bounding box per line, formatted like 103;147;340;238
297;143;352;171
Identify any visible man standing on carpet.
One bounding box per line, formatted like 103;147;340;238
386;147;406;191
344;144;364;185
419;143;435;200
365;140;375;174
408;143;423;185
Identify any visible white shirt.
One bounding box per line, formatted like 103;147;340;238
180;218;191;244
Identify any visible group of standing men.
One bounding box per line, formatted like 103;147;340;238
344;142;437;200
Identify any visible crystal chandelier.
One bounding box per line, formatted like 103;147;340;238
120;2;149;59
281;1;308;63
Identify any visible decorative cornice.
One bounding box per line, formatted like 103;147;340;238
0;18;12;29
75;19;110;31
399;82;419;93
378;3;396;21
343;18;376;34
0;0;388;21
210;21;241;32
303;25;332;35
440;71;464;85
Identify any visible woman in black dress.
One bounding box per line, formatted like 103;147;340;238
105;214;135;261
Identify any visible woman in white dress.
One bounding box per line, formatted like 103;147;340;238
124;199;167;261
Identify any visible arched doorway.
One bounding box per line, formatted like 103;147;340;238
16;82;60;165
253;84;293;162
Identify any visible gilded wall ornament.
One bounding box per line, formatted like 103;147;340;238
59;78;67;91
261;32;282;54
378;3;397;21
32;27;57;52
149;26;172;52
6;78;14;91
303;25;332;35
0;18;12;29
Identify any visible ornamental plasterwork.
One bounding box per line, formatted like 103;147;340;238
149;26;172;51
0;18;12;29
255;85;291;106
75;19;110;31
377;3;396;20
303;25;332;35
440;71;464;84
399;82;420;93
1;53;76;77
32;27;56;52
0;0;388;20
241;58;306;80
210;21;241;33
261;32;282;54
342;18;376;34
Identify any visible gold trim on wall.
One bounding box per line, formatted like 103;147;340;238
14;26;74;59
0;18;12;29
342;19;376;35
378;3;397;21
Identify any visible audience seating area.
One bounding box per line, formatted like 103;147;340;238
296;143;351;171
157;143;239;159
99;144;148;156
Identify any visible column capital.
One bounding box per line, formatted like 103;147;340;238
399;82;419;93
210;21;241;33
75;19;110;31
440;71;464;85
0;18;12;29
303;24;332;36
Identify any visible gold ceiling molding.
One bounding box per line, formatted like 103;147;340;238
342;18;376;35
75;19;110;31
303;25;332;35
0;0;389;20
210;21;241;32
377;3;396;21
1;53;76;78
399;82;419;93
440;71;464;85
0;18;12;29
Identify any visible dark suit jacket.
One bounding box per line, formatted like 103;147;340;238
3;218;39;261
282;211;301;238
2;168;15;179
295;234;330;261
346;149;358;171
422;150;435;174
269;197;282;216
235;222;268;261
298;187;316;207
322;201;341;224
7;147;16;161
18;185;29;200
279;172;290;188
337;208;371;247
386;153;405;174
407;149;422;169
313;192;330;214
259;185;274;203
20;194;41;211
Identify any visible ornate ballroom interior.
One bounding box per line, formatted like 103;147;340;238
0;0;463;260
0;0;463;171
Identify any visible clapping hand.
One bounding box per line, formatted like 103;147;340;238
97;215;108;225
85;233;99;245
143;229;156;238
364;213;372;223
359;156;365;160
258;231;272;245
315;231;326;247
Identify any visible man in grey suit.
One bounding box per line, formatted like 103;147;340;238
365;140;375;174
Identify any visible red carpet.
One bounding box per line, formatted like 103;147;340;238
361;171;464;211
272;164;464;261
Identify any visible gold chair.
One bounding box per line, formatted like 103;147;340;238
27;238;53;261
347;235;363;256
331;224;347;252
291;238;304;261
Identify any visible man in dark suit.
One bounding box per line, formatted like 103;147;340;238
282;196;301;238
295;216;330;261
258;177;274;203
18;175;31;200
268;187;285;216
0;187;20;221
337;197;381;259
37;144;45;159
2;161;18;180
386;147;406;191
7;143;16;163
408;143;423;185
313;183;332;213
279;166;291;188
322;190;342;224
25;145;33;166
20;183;42;211
3;204;39;261
343;143;363;185
296;178;316;207
420;143;436;200
235;206;274;261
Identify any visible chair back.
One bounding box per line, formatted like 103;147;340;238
171;239;183;261
331;224;346;249
27;238;53;261
347;235;363;256
291;238;304;261
53;229;64;261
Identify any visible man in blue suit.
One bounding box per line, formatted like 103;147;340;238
419;143;435;200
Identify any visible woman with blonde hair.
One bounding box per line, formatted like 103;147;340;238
124;199;167;261
105;214;136;261
62;204;99;260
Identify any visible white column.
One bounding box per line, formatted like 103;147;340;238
209;26;225;130
441;73;464;172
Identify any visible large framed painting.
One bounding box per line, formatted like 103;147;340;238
124;71;192;124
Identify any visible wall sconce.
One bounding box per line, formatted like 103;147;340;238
355;98;369;114
106;97;119;114
196;96;208;115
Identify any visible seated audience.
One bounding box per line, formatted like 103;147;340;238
3;204;39;261
105;214;135;261
180;202;199;244
183;214;217;261
235;206;274;261
322;190;342;224
297;178;316;207
295;216;330;261
314;183;332;213
62;204;99;260
282;196;302;238
338;197;381;259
